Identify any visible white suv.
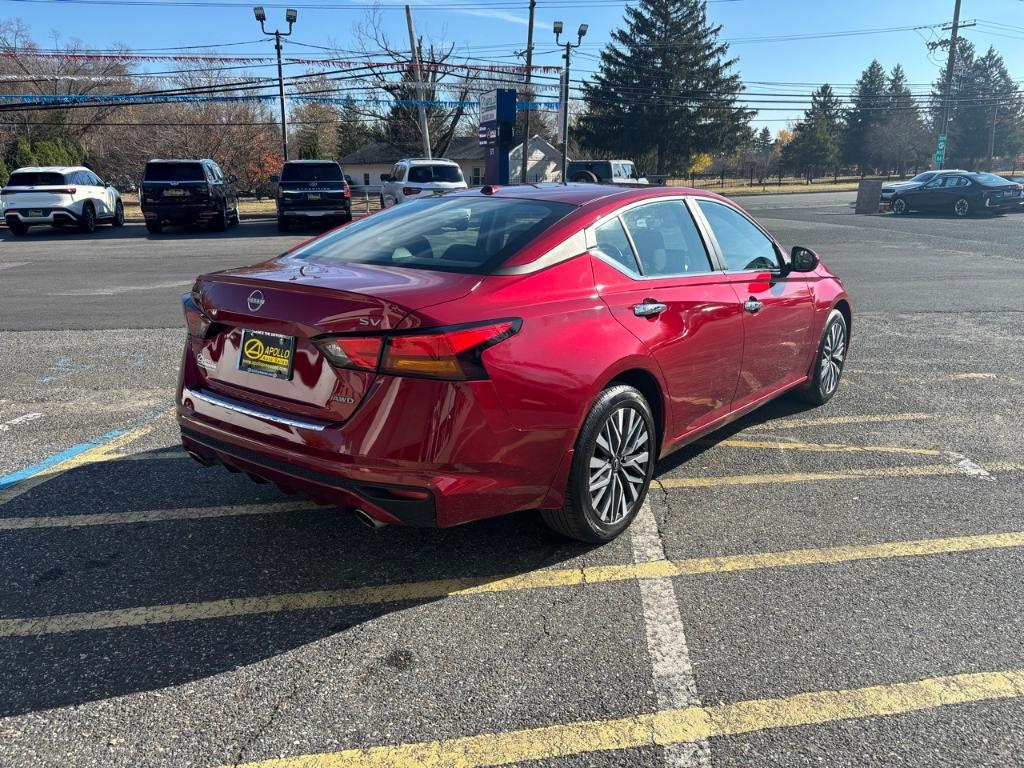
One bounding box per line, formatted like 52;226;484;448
2;165;124;235
380;158;468;208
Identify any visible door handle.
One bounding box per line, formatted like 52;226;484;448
744;299;764;314
633;301;667;318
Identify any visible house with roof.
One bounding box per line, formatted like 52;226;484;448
339;135;564;189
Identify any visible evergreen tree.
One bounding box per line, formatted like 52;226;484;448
870;65;928;176
843;60;887;173
782;84;843;181
0;156;8;185
9;137;36;170
577;0;752;175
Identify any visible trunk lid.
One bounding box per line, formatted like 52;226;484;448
190;260;480;422
142;180;210;206
3;186;73;207
278;179;347;210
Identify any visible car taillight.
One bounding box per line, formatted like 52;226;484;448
276;184;283;200
182;292;213;339
402;187;420;196
314;319;521;380
343;181;351;199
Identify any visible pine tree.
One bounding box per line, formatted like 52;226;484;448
9;137;36;170
871;65;927;177
782;85;843;181
577;0;752;175
843;60;887;173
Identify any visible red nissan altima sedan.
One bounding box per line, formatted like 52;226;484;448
178;184;851;542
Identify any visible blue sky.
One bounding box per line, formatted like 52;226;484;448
4;0;1024;130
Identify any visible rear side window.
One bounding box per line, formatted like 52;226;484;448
7;172;66;186
593;218;639;273
408;164;464;184
698;201;780;272
144;163;205;182
291;197;574;274
621;201;712;275
281;163;343;182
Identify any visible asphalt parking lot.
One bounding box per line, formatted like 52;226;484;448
1;192;1023;767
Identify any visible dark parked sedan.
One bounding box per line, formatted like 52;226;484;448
890;172;1023;217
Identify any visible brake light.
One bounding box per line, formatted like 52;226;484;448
182;292;213;339
402;187;420;196
343;181;351;199
315;320;521;380
57;187;77;195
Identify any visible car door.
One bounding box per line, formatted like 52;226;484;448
77;171;104;216
89;171;113;216
591;198;745;438
694;198;815;406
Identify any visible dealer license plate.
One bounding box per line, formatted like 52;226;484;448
238;329;296;381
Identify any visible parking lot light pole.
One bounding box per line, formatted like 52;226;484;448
254;6;297;162
554;21;587;184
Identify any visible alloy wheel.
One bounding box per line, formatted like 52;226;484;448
820;320;846;396
954;198;969;217
588;406;650;524
892;198;906;215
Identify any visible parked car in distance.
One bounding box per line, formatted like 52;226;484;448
274;160;352;232
566;160;648;185
380;158;467;207
141;159;239;234
2;165;123;235
890;171;1023;217
1008;176;1024;211
880;169;965;202
177;184;851;543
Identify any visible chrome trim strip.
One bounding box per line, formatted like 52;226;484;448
189;390;327;432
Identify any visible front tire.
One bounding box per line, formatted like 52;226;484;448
78;204;96;233
542;385;656;543
953;197;970;217
111;200;125;227
212;201;229;231
7;220;28;236
890;196;908;215
794;309;847;406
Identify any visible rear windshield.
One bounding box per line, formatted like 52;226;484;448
407;164;464;184
973;173;1011;187
281;163;343;182
7;172;66;186
290;197;574;274
144;162;205;182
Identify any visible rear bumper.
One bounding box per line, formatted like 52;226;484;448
5;206;81;225
143;203;220;224
984;197;1019;210
176;369;571;528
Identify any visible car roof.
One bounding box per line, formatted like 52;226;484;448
11;166;87;174
146;159;212;164
445;182;725;207
402;158;460;166
283;159;340;164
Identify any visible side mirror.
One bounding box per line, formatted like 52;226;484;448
789;246;820;273
269;174;280;184
227;174;237;184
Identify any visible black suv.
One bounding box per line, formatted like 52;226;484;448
141;159;239;234
274;160;351;232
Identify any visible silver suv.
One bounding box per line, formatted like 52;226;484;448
380;158;468;208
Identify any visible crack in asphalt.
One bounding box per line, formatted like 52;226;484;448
230;676;303;767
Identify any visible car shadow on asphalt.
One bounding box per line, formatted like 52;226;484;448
0;452;593;716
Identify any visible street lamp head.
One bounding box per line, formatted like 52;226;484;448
285;8;298;23
252;5;266;22
553;20;563;35
577;23;589;38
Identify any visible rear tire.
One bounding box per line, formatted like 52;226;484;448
78;204;96;234
953;197;970;217
145;221;162;234
212;202;229;231
111;200;125;227
7;220;28;236
793;309;847;406
229;205;240;226
542;385;656;544
277;216;290;233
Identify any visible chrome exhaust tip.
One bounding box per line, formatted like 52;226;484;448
353;508;388;530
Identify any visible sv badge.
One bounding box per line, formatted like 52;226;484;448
359;317;383;327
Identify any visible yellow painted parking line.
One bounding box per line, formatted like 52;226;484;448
745;412;933;431
0;411;173;505
6;529;1024;638
233;668;1024;767
708;438;942;456
0;501;320;531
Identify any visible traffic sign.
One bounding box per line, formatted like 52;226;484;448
934;133;947;167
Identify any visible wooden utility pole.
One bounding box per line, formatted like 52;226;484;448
937;0;962;169
520;0;536;184
986;102;999;171
405;4;431;158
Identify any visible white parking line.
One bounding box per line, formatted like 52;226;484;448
630;499;710;767
0;262;29;272
0;412;43;432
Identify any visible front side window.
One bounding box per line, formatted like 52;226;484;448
621;201;712;276
697;201;780;272
592;217;640;274
290;197;574;274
